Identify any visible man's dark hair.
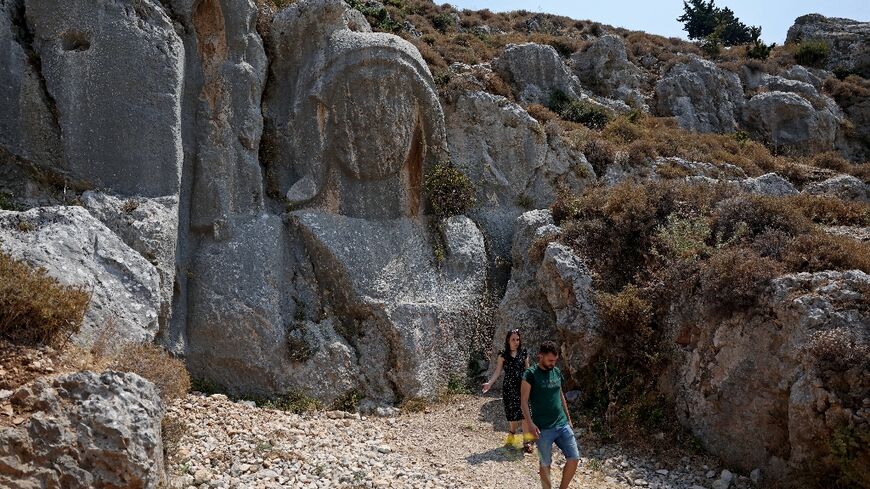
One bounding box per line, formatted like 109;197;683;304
539;341;559;356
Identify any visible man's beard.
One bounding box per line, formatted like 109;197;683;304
540;364;554;371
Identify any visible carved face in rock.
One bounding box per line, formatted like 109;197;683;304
323;62;420;182
271;8;446;220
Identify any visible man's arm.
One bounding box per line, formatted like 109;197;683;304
521;379;539;437
561;388;573;428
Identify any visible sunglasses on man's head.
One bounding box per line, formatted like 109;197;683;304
509;329;520;333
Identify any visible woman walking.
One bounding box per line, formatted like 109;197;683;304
482;328;533;452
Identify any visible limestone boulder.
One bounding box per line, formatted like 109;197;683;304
668;270;870;481
536;242;604;375
804;174;870;203
444;90;594;286
493;42;613;109
655;55;744;133
81;191;178;335
22;0;184;196
781;65;824;89
743;91;843;153
786;14;870;77
738;173;799;197
0;206;161;345
571;35;647;109
492;210;603;380
0;370;165;488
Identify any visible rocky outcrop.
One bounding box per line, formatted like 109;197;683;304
0;206;161;345
0;370;166;488
668;270;870;481
655;56;744;133
81;191;178;334
737;173;799;196
571;35;647;109
493;42;625;112
804;174;870;203
786;14;870;77
492;210;603;380
444;90;594;287
743;91;843;153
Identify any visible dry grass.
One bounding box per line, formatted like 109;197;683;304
111;342;191;404
0;251;91;346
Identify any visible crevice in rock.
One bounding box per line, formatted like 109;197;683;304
7;0;61;131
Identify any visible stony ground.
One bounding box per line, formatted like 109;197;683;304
166;393;759;489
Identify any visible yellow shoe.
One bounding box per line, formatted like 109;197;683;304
504;433;517;448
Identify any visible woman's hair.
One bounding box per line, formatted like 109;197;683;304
503;328;522;354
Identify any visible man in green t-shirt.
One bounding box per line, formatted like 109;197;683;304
521;341;579;489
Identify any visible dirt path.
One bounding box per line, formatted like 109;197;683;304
166;392;745;489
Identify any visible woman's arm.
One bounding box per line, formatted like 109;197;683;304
524;355;530;369
481;355;504;393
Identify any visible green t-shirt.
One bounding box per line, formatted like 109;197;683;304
523;365;567;430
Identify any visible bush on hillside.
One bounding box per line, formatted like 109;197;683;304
0;251;90;346
424;161;476;218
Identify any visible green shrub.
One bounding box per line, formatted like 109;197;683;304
653;214;712;261
0;251;90;345
548;90;611;129
330;389;362;412
258;391;323;414
795;40;830;67
746;39;775;60
431;12;455;33
424;162;476;218
0;191;16;211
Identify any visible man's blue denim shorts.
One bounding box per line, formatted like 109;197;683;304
536;424;580;467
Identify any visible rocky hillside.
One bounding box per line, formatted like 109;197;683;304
0;0;868;487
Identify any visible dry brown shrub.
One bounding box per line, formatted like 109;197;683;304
782;233;870;274
811;151;852;173
526;103;559;124
595;285;653;336
603;116;645;144
700;247;785;313
583;138;617;176
0;251;90;346
784;194;870;226
626;139;658;166
711;195;812;243
111;342;191;404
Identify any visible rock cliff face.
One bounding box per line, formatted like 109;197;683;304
0;0;490;404
786;14;870;78
666;270;870;482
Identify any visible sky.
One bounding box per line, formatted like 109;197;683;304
448;1;870;44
